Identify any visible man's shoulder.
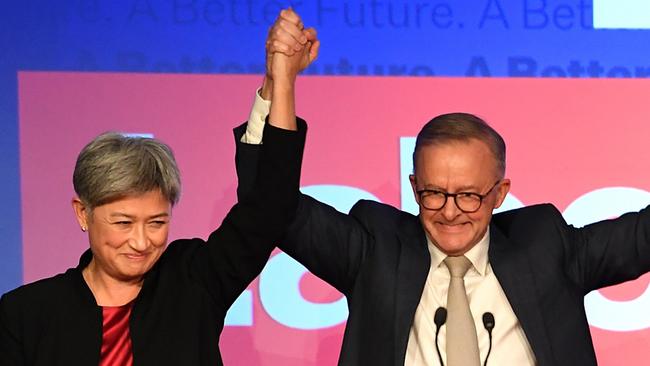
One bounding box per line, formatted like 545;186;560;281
492;203;565;232
350;199;418;227
494;203;561;219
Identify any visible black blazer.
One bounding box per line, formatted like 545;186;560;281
234;128;650;365
0;121;306;366
278;195;650;366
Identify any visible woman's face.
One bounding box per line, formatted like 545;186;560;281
73;190;171;283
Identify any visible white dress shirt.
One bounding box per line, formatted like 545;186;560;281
405;231;536;365
242;89;270;144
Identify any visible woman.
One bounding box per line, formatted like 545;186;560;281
0;117;304;365
0;20;311;361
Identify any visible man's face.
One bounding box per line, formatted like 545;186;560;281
409;139;510;256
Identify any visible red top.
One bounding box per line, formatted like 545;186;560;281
100;302;134;366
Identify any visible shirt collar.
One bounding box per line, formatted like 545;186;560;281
427;229;490;276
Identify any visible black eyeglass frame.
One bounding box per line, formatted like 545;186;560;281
415;180;502;213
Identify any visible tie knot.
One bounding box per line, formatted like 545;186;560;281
444;256;472;278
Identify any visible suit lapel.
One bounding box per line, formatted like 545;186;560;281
488;225;554;365
393;215;430;365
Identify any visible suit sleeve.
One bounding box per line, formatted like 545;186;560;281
191;120;306;309
562;205;650;293
233;121;261;202
280;195;374;295
235;118;373;296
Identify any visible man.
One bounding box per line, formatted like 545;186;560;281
243;9;650;366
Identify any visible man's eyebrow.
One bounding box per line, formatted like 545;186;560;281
420;184;481;192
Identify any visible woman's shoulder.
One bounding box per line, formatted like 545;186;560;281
1;268;81;310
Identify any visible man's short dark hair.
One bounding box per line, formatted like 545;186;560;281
413;112;506;178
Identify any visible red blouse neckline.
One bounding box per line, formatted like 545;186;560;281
100;302;134;366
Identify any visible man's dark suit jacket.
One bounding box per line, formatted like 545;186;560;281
0;121;306;366
236;126;650;366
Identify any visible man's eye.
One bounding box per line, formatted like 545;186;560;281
115;221;131;225
458;193;480;200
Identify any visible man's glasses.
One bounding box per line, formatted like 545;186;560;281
415;180;501;213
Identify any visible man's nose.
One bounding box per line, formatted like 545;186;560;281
440;196;461;220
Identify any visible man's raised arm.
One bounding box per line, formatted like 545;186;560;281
242;8;318;144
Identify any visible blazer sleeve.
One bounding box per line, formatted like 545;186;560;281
233;121;261;202
279;195;375;295
234;118;373;295
561;205;650;293
190;120;306;309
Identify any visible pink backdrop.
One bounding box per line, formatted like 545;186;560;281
19;71;650;365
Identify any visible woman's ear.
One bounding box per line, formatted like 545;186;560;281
72;197;89;232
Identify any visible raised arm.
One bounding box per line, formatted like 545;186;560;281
267;9;318;131
194;119;307;309
240;8;318;145
187;10;318;308
568;206;650;292
262;9;319;99
234;8;317;199
235;10;375;294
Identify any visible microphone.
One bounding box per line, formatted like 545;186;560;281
434;307;447;366
482;312;495;366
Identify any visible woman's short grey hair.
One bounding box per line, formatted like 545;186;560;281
73;132;181;210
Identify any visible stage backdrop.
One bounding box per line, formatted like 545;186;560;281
18;71;650;365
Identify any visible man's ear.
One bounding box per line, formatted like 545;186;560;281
493;179;511;209
409;174;420;204
72;197;89;232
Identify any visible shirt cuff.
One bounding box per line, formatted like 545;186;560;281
241;87;271;144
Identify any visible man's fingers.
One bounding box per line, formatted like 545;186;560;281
309;40;321;63
276;18;307;44
279;8;303;28
266;8;316;75
267;40;297;56
303;27;318;42
268;23;306;53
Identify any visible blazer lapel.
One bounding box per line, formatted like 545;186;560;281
393;215;431;365
488;225;555;365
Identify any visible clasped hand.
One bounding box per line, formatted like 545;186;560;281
266;8;320;85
